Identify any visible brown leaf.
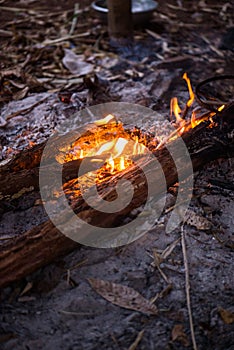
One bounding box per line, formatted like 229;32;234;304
88;278;158;315
13;86;29;101
171;324;189;347
219;307;234;324
184;209;212;230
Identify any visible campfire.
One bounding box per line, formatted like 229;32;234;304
57;73;227;192
59;114;148;178
0;72;233;286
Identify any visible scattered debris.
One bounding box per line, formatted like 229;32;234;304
218;307;234;325
171;324;190;347
62;49;94;76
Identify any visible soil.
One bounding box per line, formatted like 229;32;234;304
0;1;234;349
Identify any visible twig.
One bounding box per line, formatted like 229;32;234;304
0;6;38;14
201;35;224;57
6;96;49;121
181;224;198;350
42;32;90;46
0;29;13;36
0;236;14;240
69;3;79;36
167;3;192;12
58;310;96;316
128;330;145;350
145;29;162;40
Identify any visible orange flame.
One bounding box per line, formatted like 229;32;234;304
170;97;186;134
183;72;195;107
119;156;125;171
94;114;117;126
170;97;182;122
103;138;134;173
95;136;146;174
107;155;115;173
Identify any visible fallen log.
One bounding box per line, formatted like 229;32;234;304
0;105;233;288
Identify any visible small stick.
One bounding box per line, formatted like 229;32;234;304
42;32;90;46
69;3;79;36
6;96;49;121
181;224;198;350
128;330;145;350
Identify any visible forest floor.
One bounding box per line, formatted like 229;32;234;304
0;0;234;349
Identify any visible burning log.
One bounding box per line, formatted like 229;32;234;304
0;104;233;288
0;76;233;288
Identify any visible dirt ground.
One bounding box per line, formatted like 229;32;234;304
0;0;234;349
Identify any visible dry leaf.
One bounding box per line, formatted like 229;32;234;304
219;307;234;324
171;324;189;347
20;281;33;296
62;49;93;76
184;209;212;230
13;86;29;101
88;278;157;315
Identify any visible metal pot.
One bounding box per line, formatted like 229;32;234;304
91;0;158;25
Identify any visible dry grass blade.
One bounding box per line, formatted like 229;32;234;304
151;238;181;284
181;225;198;350
88;278;158;315
161;237;181;260
152;249;170;283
